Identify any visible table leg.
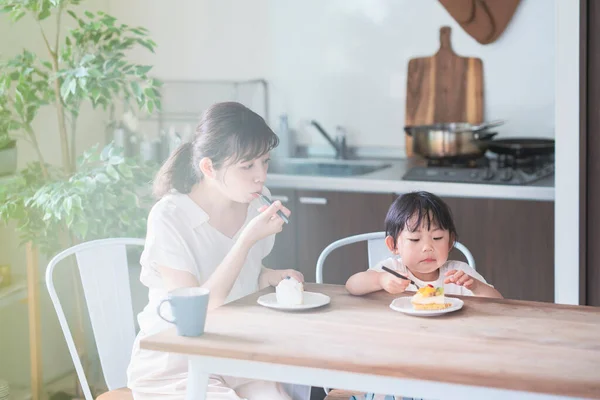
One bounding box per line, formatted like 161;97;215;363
186;357;209;400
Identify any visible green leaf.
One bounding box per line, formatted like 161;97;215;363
84;11;94;18
146;100;154;114
95;173;110;184
75;67;88;77
67;10;77;19
90;87;101;102
66;211;74;228
60;77;73;101
38;9;51;21
106;164;120;180
12;11;26;22
143;87;157;101
117;163;133;178
100;145;111;161
73;195;83;209
63;197;73;214
80;54;95;64
136;39;154;53
108;155;124;165
135;65;152;75
101;15;116;26
130;81;142;99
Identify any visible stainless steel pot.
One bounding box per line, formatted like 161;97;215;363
404;120;504;159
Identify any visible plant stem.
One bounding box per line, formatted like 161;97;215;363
38;11;72;174
51;11;72;174
70;109;78;168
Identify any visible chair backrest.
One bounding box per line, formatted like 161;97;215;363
46;238;312;400
316;231;476;284
45;238;145;400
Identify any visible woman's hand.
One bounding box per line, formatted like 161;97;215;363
378;271;410;294
239;201;291;246
261;268;304;288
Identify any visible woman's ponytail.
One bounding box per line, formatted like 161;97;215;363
152;142;198;198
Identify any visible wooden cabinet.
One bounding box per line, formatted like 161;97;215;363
263;189;297;271
443;197;555;302
264;189;393;284
264;188;554;302
295;191;394;283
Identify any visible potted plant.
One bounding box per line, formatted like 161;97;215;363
0;0;161;252
0;0;161;397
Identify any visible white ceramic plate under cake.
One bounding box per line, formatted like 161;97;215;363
257;292;331;310
389;296;464;317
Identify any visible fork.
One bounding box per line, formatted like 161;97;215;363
381;266;420;289
255;193;289;224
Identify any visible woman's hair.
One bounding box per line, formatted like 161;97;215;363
384;191;458;249
153;102;279;198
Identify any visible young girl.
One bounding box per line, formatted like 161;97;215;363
345;191;502;400
127;102;303;400
346;190;502;298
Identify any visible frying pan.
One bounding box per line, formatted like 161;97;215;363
483;138;555;157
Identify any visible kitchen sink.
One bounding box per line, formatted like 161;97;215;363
268;158;392;177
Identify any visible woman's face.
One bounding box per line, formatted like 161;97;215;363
212;153;271;203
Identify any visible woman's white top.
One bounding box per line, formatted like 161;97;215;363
127;189;275;397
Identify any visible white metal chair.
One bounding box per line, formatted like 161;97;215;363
46;237;311;400
315;231;475;398
46;238;145;400
316;231;476;284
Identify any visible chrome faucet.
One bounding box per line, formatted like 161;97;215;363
310;120;349;159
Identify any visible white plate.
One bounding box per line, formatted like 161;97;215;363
389;296;464;317
257;292;331;310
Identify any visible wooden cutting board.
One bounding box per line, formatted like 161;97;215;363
404;26;484;156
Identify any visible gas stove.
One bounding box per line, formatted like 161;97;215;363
402;154;555;185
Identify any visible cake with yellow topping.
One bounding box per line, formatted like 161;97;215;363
411;284;452;310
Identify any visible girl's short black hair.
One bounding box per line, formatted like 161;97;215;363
384;191;458;248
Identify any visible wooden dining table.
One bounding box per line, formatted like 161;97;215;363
140;284;600;400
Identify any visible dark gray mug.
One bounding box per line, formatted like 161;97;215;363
157;287;210;337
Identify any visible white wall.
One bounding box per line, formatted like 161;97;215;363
268;0;556;151
108;0;555;154
108;0;270;81
554;0;580;305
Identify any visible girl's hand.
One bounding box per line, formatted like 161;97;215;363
239;201;291;246
444;269;480;291
266;268;304;287
378;271;410;294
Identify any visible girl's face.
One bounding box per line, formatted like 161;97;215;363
210;152;271;203
386;214;453;275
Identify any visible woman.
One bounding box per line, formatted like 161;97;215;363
127;102;303;400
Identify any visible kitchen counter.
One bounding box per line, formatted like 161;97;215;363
266;158;554;201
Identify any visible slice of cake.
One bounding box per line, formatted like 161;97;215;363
276;276;304;306
411;284;451;310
